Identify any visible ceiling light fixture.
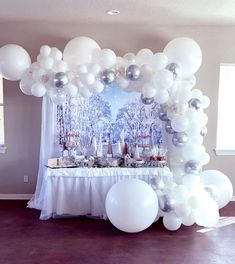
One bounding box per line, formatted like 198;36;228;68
106;9;120;16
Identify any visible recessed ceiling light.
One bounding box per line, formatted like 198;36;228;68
106;9;120;16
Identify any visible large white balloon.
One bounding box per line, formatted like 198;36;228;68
200;170;233;209
163;37;202;77
105;179;158;233
0;44;31;80
63;36;101;69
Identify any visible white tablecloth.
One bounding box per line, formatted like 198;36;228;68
39;167;172;220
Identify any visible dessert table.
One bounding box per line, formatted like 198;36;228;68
39;166;172;220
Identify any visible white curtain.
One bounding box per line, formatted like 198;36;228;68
28;96;58;209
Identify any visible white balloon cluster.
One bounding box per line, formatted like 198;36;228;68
0;36;233;232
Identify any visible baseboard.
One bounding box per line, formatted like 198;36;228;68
0;194;234;202
0;194;33;200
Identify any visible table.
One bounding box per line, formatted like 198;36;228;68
39;167;173;220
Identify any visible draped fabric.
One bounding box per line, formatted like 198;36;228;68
39;167;172;220
28;96;58;209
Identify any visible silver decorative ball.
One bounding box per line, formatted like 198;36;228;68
200;126;207;137
184;160;201;174
53;72;69;88
172;132;188;147
100;69;116;85
166;63;181;80
158;105;169;122
126;64;141;81
165;120;174;134
140;94;154;105
159;194;176;212
188;98;202;110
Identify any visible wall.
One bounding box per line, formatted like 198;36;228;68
0;22;235;194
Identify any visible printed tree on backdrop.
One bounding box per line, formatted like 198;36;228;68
79;95;112;145
113;97;162;146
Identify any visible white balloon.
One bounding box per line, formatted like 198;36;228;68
163;37;202;77
182;174;200;190
63;36;101;69
50;89;66;104
40;45;51;57
89;81;104;94
116;76;129;89
123;52;136;63
105;179;158;233
89;63;102;75
32;68;46;81
53;60;68;73
182;143;204;160
80;73;95;86
79;86;92;98
194;198;219;227
153;69;174;90
140;64;153;81
66;83;78;97
182;212;195;226
200;170;233;209
39;56;54;70
136;49;153;66
50;47;63;61
98;49;116;68
152;52;168;71
201;95;210;109
19;74;33;95
171;115;189;132
76;64;88;74
155;89;169;104
163;212;182;231
142;83;157;98
175;202;191;218
31;82;47;97
191;89;203;99
0;44;31;81
199;152;210;165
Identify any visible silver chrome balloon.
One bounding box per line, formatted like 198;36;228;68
53;72;69;88
188;98;202;110
126;64;141;81
172;132;188;147
200;126;207;137
158;105;169;122
100;69;116;85
140;94;154;105
150;177;165;190
184;160;201;174
165;120;174;134
166;63;181;80
159;194;176;212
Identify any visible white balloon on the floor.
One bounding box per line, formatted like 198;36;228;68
200;170;233;209
105;179;158;233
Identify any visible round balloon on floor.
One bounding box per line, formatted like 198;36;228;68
105;179;158;233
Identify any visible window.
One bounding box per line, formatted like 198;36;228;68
216;64;235;155
0;76;6;153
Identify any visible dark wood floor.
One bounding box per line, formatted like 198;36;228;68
0;201;235;264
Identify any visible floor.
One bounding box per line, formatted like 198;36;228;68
0;201;235;264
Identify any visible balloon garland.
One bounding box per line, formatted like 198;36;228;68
0;36;233;232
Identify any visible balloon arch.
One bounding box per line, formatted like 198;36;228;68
0;36;233;232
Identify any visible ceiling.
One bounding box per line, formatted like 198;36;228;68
0;0;235;56
1;0;235;25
